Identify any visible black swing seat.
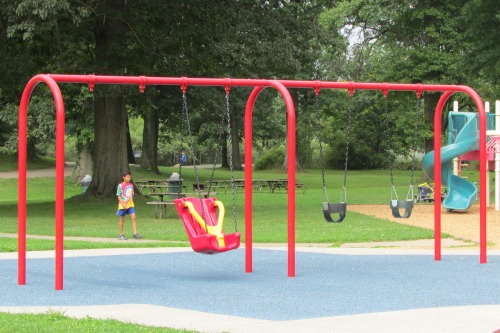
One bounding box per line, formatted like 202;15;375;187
390;199;414;218
323;202;346;223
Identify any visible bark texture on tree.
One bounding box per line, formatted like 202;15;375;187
140;98;160;174
89;95;128;197
73;141;93;182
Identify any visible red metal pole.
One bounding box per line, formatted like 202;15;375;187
465;89;487;263
434;88;487;263
433;92;453;260
267;81;296;278
244;87;265;273
244;82;296;277
17;79;31;286
18;74;65;289
53;82;66;289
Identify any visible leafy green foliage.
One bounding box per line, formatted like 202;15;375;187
254;146;286;170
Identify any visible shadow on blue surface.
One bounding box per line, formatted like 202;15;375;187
1;249;499;321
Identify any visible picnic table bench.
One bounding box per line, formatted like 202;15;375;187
146;191;217;219
203;179;305;194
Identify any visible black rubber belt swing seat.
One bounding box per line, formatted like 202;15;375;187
317;86;353;223
390;199;414;218
323;202;347;223
383;89;422;219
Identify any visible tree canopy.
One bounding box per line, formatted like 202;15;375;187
0;0;498;196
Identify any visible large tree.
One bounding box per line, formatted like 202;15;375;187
320;0;470;154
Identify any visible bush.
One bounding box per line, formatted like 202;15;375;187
254;146;285;170
327;136;386;170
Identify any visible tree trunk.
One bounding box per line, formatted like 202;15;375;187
140;97;160;174
221;134;228;168
87;0;129;197
230;114;242;170
126;117;136;164
88;95;128;197
73;141;93;182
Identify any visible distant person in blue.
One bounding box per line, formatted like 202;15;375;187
180;151;187;165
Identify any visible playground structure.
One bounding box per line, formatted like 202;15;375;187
423;101;500;211
17;74;489;290
450;101;500;211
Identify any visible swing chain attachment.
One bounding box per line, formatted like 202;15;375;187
181;77;188;94
139;76;146;93
225;78;231;95
314;80;320;96
88;74;96;92
348;81;355;98
382;83;389;99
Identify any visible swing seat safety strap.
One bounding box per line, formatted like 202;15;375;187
390;199;414;219
323;202;347;223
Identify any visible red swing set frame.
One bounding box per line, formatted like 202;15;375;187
17;74;488;290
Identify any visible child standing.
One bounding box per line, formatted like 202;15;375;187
116;171;141;240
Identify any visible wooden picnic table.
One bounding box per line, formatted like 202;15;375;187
203;179;305;193
138;184;168;194
135;179;164;186
253;179;306;193
205;179;243;193
147;191;217;219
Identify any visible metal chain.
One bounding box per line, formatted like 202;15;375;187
182;93;207;222
178;96;185;192
406;96;422;201
410;97;421;186
207;97;227;196
316;94;329;203
341;95;353;202
383;96;398;201
225;93;238;232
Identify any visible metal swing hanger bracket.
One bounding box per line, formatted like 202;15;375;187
139;76;146;93
88;74;96;92
416;84;423;99
382;83;389;99
314;80;321;96
225;78;232;95
348;81;355;97
314;81;356;97
181;77;188;94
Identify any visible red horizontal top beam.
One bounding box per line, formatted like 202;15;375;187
47;74;471;94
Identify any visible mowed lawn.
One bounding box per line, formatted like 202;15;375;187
0;162;463;251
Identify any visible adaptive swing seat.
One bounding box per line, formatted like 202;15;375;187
174;197;240;254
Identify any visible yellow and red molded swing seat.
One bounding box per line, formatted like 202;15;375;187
174;197;240;254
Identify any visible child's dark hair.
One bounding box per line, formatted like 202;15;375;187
122;170;131;177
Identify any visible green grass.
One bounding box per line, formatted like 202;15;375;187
0;153;56;172
0;311;197;332
0;237;188;252
0;162;461;250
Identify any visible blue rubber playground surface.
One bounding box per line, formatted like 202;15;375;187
1;248;499;321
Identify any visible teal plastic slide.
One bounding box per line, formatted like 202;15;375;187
422;112;479;210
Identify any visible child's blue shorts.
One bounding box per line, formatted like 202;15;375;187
116;207;135;216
